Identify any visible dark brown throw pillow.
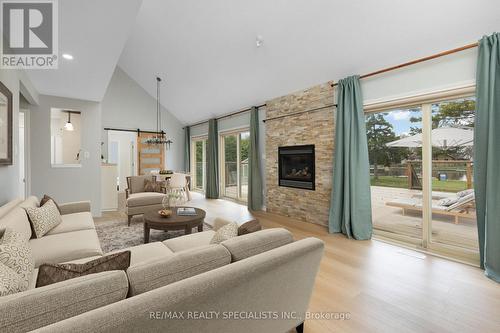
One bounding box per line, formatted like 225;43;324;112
144;179;163;193
36;251;131;287
238;219;262;236
40;194;61;213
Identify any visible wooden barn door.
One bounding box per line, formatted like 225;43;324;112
137;132;165;175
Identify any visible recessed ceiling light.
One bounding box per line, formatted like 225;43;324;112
62;53;73;60
256;35;264;47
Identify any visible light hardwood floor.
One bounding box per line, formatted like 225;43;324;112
108;192;500;332
186;192;500;333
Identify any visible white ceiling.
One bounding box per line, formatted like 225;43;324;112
26;0;142;101
27;0;500;124
118;0;500;124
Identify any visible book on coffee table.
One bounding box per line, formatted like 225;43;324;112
177;207;197;216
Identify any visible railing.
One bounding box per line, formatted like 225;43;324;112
370;160;474;192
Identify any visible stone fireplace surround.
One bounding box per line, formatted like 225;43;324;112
265;82;335;226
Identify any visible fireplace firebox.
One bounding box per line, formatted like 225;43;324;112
278;145;315;190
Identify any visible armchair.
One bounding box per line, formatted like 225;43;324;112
125;175;166;226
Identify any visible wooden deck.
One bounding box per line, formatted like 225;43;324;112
371;186;479;251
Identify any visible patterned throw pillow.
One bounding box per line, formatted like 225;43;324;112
0;228;35;293
40;194;61;213
24;200;62;238
144;179;163;193
0;262;23;296
36;251;131;287
437;197;459;207
210;222;239;244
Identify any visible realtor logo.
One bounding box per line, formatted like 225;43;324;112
1;0;58;68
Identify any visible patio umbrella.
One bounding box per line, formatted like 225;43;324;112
386;127;474;148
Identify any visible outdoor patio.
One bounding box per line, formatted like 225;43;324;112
371;186;478;250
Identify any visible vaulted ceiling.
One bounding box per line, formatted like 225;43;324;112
25;0;142;101
27;0;500;124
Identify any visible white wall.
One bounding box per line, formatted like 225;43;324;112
101;67;185;171
29;95;102;216
362;48;476;104
0;69;38;205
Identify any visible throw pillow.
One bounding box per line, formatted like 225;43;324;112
237;219;262;236
0;262;23;296
144;179;163;193
210;222;238;244
24;200;62;238
40;194;61;213
437;197;459;207
456;189;474;198
0;228;34;291
36;251;131;287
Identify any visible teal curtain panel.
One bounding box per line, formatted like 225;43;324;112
474;32;500;283
248;107;263;210
184;126;190;173
328;75;373;240
206;119;219;199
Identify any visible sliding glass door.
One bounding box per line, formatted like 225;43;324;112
220;129;249;202
367;94;478;263
191;137;207;192
429;98;477;253
366;107;423;245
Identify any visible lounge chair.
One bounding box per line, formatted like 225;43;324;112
386;191;476;224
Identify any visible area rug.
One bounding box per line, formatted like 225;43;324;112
95;217;212;253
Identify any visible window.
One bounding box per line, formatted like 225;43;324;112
50;108;82;167
191;137;207;192
366;94;478;264
220;129;250;202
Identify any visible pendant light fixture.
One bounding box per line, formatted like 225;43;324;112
145;76;173;149
64;111;74;131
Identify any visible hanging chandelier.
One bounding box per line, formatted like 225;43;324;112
145;76;173;149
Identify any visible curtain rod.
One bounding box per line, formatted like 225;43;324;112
262;41;478;123
330;42;478;87
103;127;165;135
183;103;266;129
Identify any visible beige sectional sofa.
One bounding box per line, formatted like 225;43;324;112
0;197;324;333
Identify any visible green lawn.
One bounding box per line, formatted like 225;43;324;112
370;176;468;192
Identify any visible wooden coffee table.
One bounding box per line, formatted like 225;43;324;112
142;207;206;244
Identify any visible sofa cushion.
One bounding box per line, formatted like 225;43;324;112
36;251;131;287
0;228;34;291
0;207;32;241
58;201;91;215
221;228;294;262
0;271;128;332
30;229;103;267
25;200;62;238
126;192;165;207
18;196;39;209
163;230;216;252
0;199;22;219
127;244;231;296
45;212;95;235
109;242;174;266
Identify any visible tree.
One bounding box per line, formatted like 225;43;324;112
408;98;476;159
366;113;398;179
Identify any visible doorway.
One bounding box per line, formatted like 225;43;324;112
220;129;250;202
18;109;29;198
107;130;137;191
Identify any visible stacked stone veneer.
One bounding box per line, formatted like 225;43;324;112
265;82;335;226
